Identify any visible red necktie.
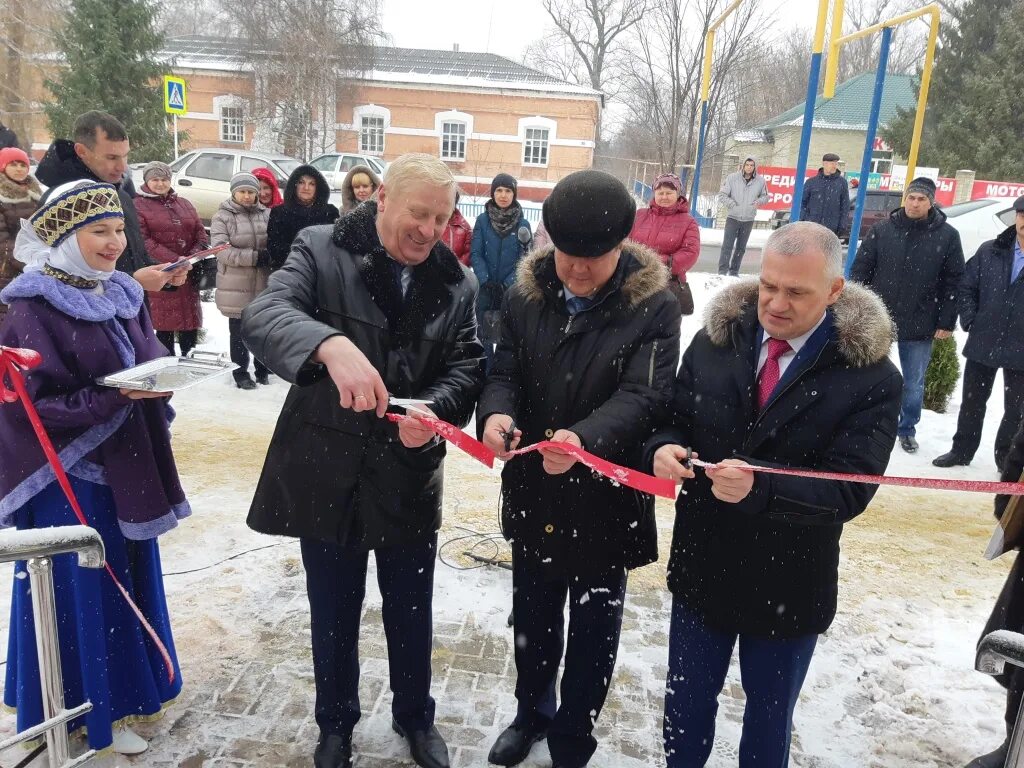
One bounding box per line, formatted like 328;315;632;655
757;338;792;410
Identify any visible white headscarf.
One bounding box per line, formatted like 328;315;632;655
13;180;122;282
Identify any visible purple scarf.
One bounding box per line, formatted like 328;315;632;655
0;270;191;539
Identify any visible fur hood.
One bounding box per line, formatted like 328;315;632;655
705;278;895;367
515;240;669;310
0;173;41;205
341;164;382;212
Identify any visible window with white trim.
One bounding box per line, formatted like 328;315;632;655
523;127;550;166
360;116;385;154
441;121;467;161
870;149;893;175
220;106;245;144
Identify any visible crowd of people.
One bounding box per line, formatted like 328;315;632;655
0;109;1022;768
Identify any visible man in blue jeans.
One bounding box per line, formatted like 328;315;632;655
647;222;900;766
850;177;965;453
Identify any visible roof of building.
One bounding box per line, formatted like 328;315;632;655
752;72;916;135
162;36;602;98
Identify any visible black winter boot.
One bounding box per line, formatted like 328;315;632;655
965;740;1008;768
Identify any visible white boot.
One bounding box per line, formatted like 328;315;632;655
111;724;148;755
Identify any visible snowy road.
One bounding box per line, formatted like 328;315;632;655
0;273;1016;767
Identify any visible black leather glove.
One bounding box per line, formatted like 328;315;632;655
255;248;271;269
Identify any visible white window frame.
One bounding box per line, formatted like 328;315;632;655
871;149;894;175
353;105;390;156
518;116;557;168
213;96;248;145
435;110;473;163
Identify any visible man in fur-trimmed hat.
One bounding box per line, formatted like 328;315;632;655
477;169;681;768
647;221;901;766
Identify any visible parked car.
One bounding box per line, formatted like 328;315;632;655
308;152;386;190
770;189;905;243
164;148;303;224
942;197;1019;258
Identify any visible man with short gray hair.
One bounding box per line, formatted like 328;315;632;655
241;153;485;768
646;221;900;766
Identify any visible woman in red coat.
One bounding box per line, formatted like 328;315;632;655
442;191;473;266
135;161;208;356
629;172;701;285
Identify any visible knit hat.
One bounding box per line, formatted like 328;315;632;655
906;177;937;202
542;170;636;258
490;173;518;200
822;152;841;162
0;147;30;173
143;160;172;182
653;173;682;192
230;172;260;195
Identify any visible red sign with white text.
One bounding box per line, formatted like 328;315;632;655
971;180;1024;200
758;166;956;209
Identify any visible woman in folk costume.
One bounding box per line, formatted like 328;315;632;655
0;180;189;755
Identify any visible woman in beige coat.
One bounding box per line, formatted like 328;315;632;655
211;172;271;389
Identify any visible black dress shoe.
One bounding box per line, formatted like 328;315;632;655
255;372;270;385
314;732;353;768
392;720;450;768
933;451;971;468
235;377;257;390
488;722;547;766
965;740;1008;768
899;436;919;453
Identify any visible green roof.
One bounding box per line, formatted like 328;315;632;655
759;72;916;131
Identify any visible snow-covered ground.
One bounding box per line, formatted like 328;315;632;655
0;272;1017;766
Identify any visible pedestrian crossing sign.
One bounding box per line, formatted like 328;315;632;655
163;76;187;115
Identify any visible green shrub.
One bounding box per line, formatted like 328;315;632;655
924;336;961;413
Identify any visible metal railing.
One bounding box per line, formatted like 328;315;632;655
0;526;106;768
977;630;1024;767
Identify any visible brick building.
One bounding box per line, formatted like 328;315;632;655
159;36;601;202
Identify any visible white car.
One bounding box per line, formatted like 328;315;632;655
308;152;386;190
943;197;1019;258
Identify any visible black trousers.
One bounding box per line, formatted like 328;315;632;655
718;217;755;276
951;360;1024;469
155;329;198;358
227;317;269;382
510;557;628;767
300;534;438;737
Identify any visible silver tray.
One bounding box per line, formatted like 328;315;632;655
96;351;238;392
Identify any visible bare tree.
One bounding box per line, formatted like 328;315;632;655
0;0;61;145
616;0;769;175
529;0;650;146
833;0;929;79
217;0;384;159
157;0;227;37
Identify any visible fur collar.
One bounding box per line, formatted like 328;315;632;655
1;269;143;322
0;173;41;205
705;278;895;367
331;201;466;338
515;241;669;310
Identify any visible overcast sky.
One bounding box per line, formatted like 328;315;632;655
381;0;828;61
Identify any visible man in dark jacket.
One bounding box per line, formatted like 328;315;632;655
964;414;1024;768
477;170;681;768
0;120;19;150
851;176;965;453
241;154;484;768
800;152;850;236
648;221;901;767
35;110;178;292
935;196;1024;471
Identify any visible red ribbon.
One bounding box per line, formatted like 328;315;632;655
389;411;1024;500
1;346;176;684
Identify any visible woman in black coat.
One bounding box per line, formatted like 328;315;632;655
477;170;681;768
266;164;339;271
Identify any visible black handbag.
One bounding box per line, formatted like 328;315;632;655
667;255;694;315
191;257;218;291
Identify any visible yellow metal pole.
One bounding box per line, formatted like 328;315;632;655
812;0;831;52
904;7;940;187
823;0;845;98
834;4;938;47
701;30;716;101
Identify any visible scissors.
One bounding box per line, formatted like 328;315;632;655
388;396;434;419
682;446;693;470
498;419;517;453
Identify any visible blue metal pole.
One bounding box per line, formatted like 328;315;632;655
689;101;710;225
846;27;892;274
790;51;824;223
